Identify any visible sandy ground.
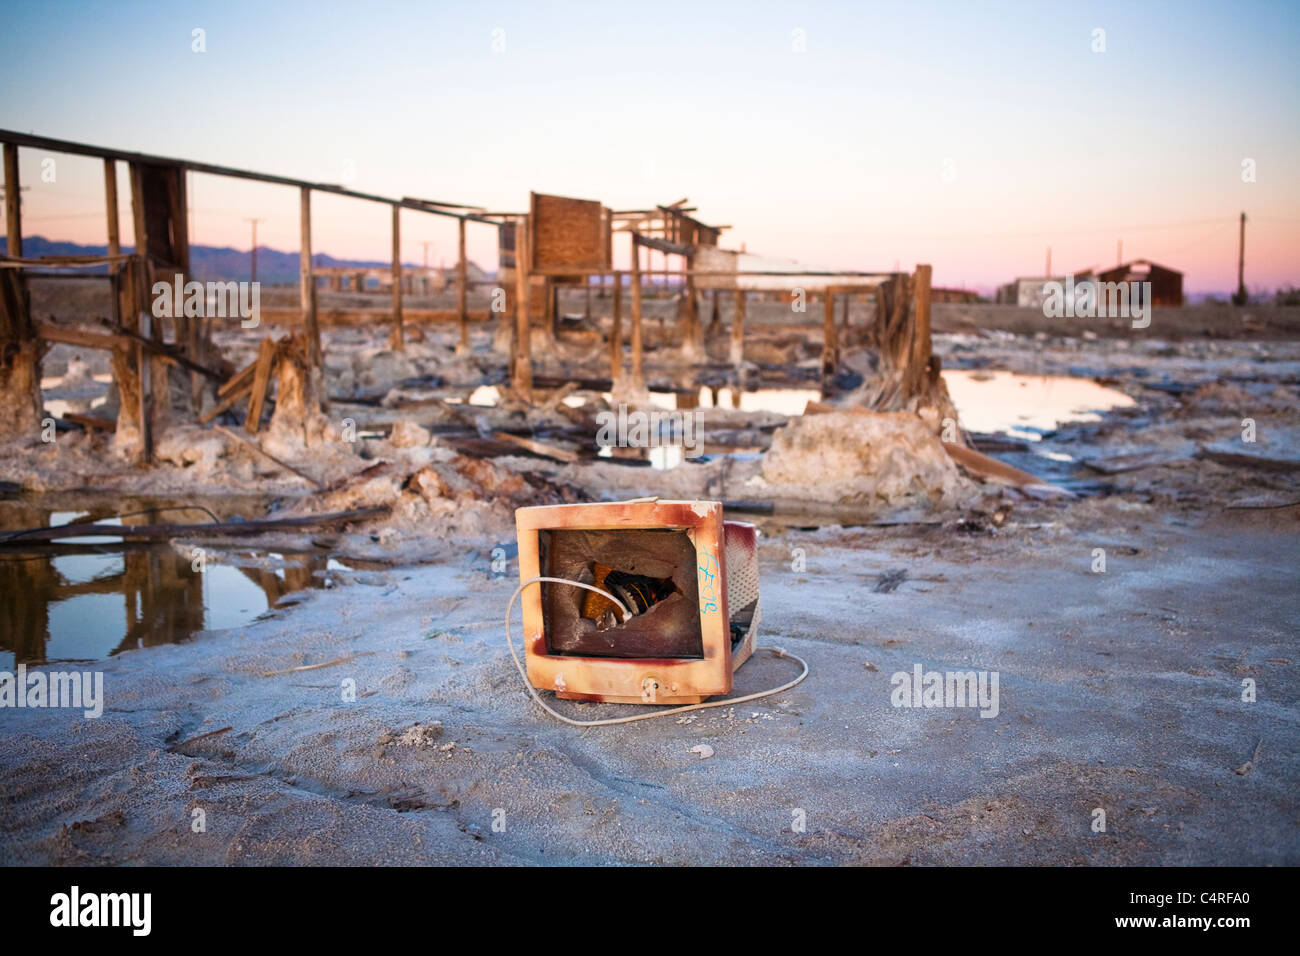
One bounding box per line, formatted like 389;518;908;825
0;499;1295;865
2;293;1298;865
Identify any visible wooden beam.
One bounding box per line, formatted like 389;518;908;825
62;412;116;433
631;233;691;257
218;355;259;397
491;431;580;463
4;143;20;257
457;216;469;352
299;187;320;368
198;377;253;424
0;129;498;224
36;322;131;351
390;204;403;350
0;506;385;545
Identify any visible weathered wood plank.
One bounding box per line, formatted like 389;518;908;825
390;203;403;350
3;143;19;258
244;337;277;433
300;186;320;367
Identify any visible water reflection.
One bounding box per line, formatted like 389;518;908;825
941;370;1135;440
0;499;335;667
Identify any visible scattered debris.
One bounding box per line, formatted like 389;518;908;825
262;652;374;678
1235;739;1263;776
167;725;233;752
874;568;910;593
215;424;325;489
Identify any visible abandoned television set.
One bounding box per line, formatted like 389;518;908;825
514;499;760;705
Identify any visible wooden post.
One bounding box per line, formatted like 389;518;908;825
98;159;119;330
103;159;120;259
911;264;933;395
390;204;403;350
546;279;556;339
0;267;42;442
245;336;277;434
630;240;644;387
137;308;153;464
822;289;838;384
730;287;745;366
128;162;147;264
710;289;720;332
299;187;320;368
124;164;159;463
683;261;700;355
456;216;469;352
3;143;20;258
512;218;532;399
609;271;623;383
169;165;203;408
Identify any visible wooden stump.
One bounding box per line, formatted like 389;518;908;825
0;271;42;442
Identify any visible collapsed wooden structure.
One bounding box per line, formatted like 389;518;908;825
1;128;940;464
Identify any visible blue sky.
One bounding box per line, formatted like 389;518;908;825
2;0;1297;292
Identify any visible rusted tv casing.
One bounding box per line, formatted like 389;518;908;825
515;499;744;705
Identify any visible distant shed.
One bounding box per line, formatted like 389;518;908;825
1076;260;1183;307
931;287;981;304
996;276;1065;308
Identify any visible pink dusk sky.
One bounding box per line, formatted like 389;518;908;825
2;1;1297;295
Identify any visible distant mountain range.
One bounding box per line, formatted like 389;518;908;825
3;236;488;285
2;237;1268;302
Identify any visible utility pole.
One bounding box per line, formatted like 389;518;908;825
245;218;263;283
1234;211;1247;306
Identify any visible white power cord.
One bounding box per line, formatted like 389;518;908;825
505;575;809;727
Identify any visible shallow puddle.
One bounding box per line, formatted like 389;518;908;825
0;498;345;666
941;370;1135;441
